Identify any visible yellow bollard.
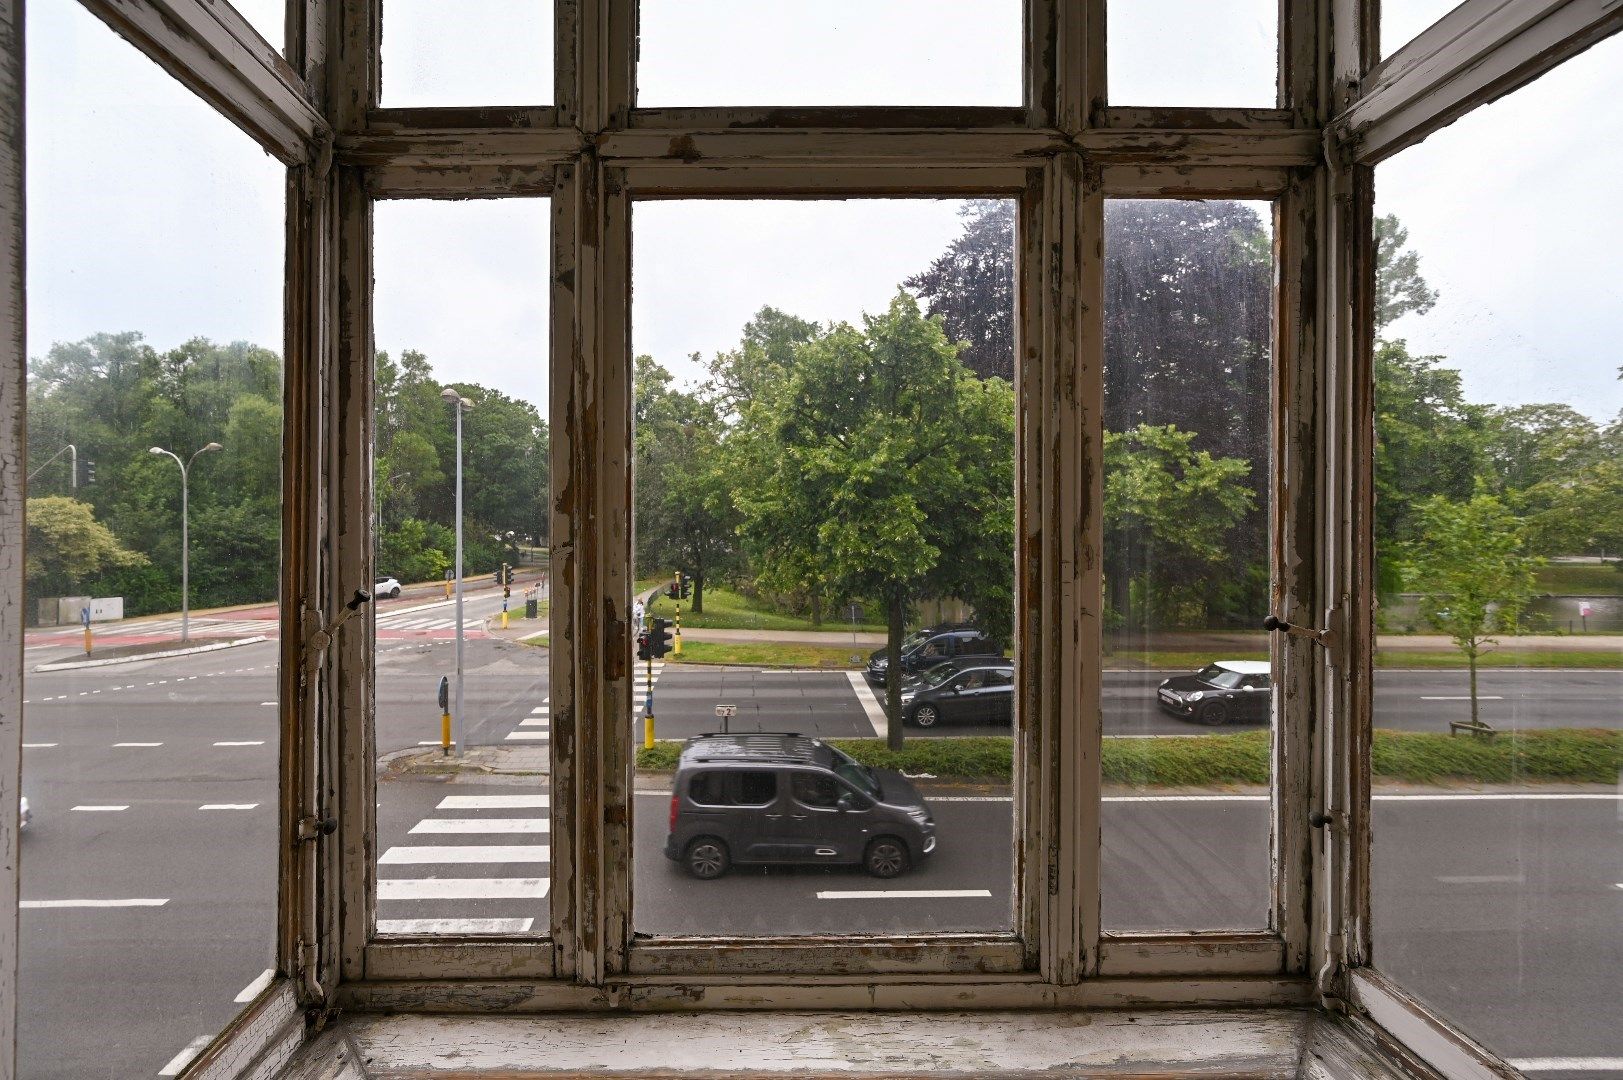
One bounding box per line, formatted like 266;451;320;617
501;609;509;629
83;626;93;657
673;602;682;656
444;579;453;599
441;711;452;756
644;711;655;750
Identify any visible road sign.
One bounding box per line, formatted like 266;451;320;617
845;604;863;622
1579;601;1593;618
437;676;449;712
715;703;737;733
80;606;91;628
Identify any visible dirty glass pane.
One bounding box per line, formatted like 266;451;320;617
371;199;552;937
1381;0;1460;58
21;2;284;1073
637;1;1022;108
229;0;286;54
1109;0;1276;107
381;0;554;108
1372;35;1623;1069
631;200;1017;936
1100;199;1276;931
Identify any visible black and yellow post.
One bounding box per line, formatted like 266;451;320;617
644;652;655;749
500;562;512;629
673;571;683;656
437;675;452;756
81;607;92;657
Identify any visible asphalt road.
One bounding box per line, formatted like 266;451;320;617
13;628;1620;1076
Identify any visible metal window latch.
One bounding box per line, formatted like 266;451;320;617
296;816;338;842
302;589;372;677
1263;610;1345;669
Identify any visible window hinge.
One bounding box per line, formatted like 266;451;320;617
296;815;338;842
301;588;372;682
294;938;325;1009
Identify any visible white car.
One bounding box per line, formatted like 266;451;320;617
374;576;402;599
19;795;30;831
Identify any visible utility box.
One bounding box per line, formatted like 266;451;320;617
526;598;539;619
55;596;91;626
89;597;124;622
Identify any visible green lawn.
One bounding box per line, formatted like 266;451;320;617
663;641;864;669
1535;563;1623;595
646;584;887;633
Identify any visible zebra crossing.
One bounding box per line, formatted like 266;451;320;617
633;661;666;717
375;609;486;633
505;696;551;742
40;617;275;639
376;792;550;935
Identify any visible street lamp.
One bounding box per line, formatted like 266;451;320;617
441;386;474;753
149;441;223;642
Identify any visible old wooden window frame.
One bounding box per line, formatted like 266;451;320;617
0;0;1617;1075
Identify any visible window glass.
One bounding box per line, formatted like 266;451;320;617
1100;199;1276;932
229;0;286;53
372;198;551;937
636;0;1022;107
22;3;284;1073
736;772;777;806
690;772;728;806
1381;0;1461;58
1109;0;1276;106
631;199;1017;937
1372;35;1623;1067
380;0;554;107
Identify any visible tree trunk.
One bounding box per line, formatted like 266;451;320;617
692;564;705;614
886;589;905;751
810;592;822;627
1468;643;1480;730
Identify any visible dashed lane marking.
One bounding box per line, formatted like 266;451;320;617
1420;695;1503;701
377;877;549;900
816;889;993;900
380;845;550;864
438;794;548;809
378;918;535;934
200;803;259;810
411;818;548;834
214;740;265;746
114;742;163;748
21;897;167;908
234;968;276;1003
158;1034;212;1076
72;805;129;812
23;743;57;749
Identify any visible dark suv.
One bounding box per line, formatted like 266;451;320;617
865;626;998;687
901;660;1014;727
663;732;936;880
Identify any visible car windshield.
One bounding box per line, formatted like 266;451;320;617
1194;664;1246;689
916;663;959;687
901;628;934;649
828;744;881;798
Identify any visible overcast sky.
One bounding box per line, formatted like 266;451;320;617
25;1;1623;421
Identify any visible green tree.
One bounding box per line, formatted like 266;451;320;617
25;496;148;600
731;293;1015;748
1400;494;1540;730
1374;213;1440;330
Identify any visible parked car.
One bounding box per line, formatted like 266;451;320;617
374;575;402;599
664;732;936;880
901;661;1014;728
1157;660;1272;725
865;626;998;686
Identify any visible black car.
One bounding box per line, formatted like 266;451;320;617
663;732;936;879
900;661;1014;728
1157;660;1272;725
865;626;998;686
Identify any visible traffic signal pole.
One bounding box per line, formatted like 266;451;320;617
644;650;655;750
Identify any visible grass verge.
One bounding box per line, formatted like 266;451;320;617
1535;564;1622;595
663;641;864;668
1105;649;1622;670
646;585;887;634
636;728;1620;786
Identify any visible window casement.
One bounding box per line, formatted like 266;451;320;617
4;0;1618;1075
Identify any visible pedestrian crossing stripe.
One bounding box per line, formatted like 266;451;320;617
378;918;535;934
518;718;548;727
410;818;548;834
505;731;548;741
380;845;549;864
437;795;547;809
377;878;549;900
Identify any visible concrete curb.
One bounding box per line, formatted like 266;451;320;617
34;635;269;672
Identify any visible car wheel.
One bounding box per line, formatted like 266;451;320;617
389;587;401;598
912;704;939;728
864;837;910;879
685;837;730;880
1199;701;1230;726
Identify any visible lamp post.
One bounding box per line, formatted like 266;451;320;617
149;441;222;642
440;387;474;753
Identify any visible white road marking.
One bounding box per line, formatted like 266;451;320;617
158;1034;213;1076
817;889;993;900
259;701;277;706
376;877;549;900
1105;794;1269;803
21;898;167;908
114;741;162;747
214;740;265;746
380;845;549;864
504;731;549;741
377;917;535;934
1420;695;1503;701
233;968;276;1003
22;742;57;748
1437;875;1524;884
200;803;259;810
411;818;549;834
847;671;888;737
1372;792;1621;801
530;706;548;715
72;805;129;812
417;740;446;746
438;794;548;809
1511;1059;1623;1073
518;718;549;727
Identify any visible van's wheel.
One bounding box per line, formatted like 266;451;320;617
685;837;730;880
1199;701;1230;726
864;837;910;879
912;705;939;728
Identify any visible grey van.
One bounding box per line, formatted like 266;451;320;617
663;732;937;880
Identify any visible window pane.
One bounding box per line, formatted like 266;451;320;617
230;0;286;54
371;199;552;938
1100;200;1276;931
380;0;553;107
1109;0;1276;106
632;200;1016;936
1372;35;1623;1067
22;3;284;1073
1381;0;1460;58
636;1;1022;107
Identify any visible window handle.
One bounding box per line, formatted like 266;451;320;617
790;813;808;820
763;813;783;819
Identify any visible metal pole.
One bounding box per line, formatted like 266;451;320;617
180;459;190;642
453;402;466;755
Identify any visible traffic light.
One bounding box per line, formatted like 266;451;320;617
77;459;96;486
504;564;515;586
649;617;673;658
636;630;651;661
679;579;691;600
493;568;503;585
666;582;680;600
